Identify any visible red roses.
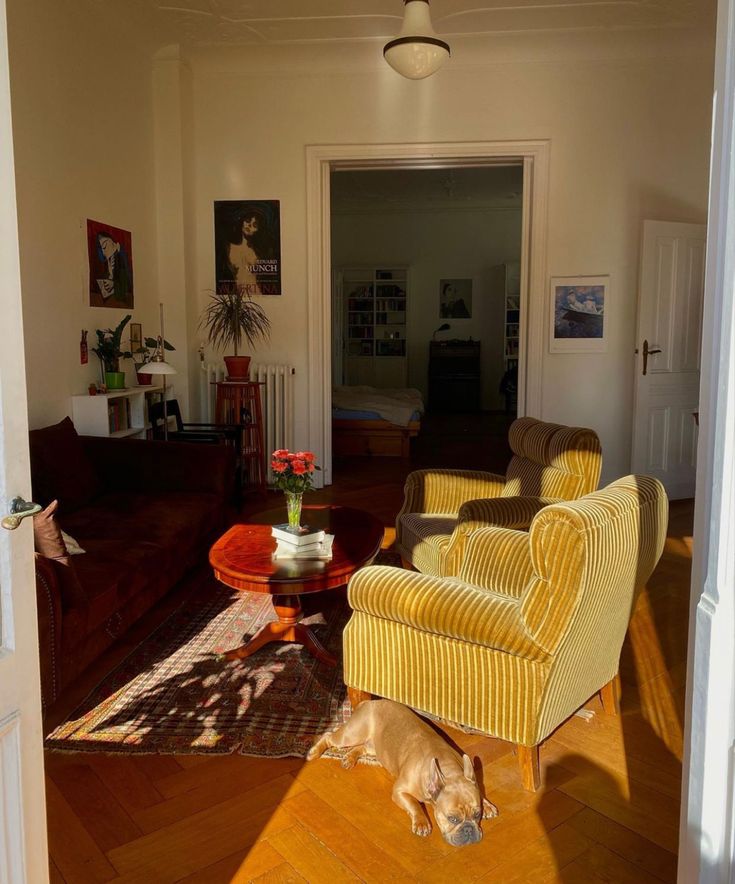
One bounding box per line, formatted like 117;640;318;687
271;449;319;492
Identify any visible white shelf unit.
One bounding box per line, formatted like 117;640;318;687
71;385;164;438
341;266;408;387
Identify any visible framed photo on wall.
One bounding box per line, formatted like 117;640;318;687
439;278;472;318
214;200;281;296
549;275;609;353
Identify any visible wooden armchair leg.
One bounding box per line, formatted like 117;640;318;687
347;687;372;710
517;745;540;791
400;557;415;570
600;674;621;715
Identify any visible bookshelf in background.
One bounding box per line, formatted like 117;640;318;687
71;386;164;439
341;266;408;387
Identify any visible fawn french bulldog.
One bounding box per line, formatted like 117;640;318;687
307;698;498;846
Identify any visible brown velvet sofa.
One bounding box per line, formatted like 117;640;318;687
30;417;235;710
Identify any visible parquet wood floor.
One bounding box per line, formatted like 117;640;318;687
44;427;691;882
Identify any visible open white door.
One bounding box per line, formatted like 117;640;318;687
0;0;49;878
631;220;707;499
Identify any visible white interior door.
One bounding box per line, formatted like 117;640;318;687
331;269;343;386
0;0;49;878
631;220;706;500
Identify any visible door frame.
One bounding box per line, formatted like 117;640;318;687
305;139;550;486
678;0;735;876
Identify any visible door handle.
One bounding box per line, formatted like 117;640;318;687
642;339;662;376
1;497;41;530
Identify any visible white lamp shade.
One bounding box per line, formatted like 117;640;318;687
145;360;177;376
384;0;450;80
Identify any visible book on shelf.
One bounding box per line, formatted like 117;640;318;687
271;524;326;546
273;534;334;561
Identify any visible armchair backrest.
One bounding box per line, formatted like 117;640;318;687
502;417;602;501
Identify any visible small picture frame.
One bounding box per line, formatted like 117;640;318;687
439;278;472;319
129;322;142;352
549;275;609;353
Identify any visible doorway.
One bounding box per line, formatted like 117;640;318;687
305;140;550;487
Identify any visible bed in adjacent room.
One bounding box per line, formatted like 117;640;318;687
332;385;424;457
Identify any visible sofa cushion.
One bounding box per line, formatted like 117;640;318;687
29;417;102;512
32;500;86;609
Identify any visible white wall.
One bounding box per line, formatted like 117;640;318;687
331;206;522;409
7;0;163;429
187;34;713;484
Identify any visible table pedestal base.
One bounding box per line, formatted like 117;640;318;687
222;594;337;667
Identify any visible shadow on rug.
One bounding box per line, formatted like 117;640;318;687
46;549;399;759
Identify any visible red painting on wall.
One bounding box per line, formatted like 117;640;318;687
87;219;134;308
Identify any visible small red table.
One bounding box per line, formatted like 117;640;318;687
209;505;384;666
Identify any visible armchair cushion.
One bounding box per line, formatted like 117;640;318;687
348;565;548;661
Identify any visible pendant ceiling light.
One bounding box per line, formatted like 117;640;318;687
384;0;450;80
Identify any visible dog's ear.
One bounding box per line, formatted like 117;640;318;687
462;754;476;783
427;757;446;802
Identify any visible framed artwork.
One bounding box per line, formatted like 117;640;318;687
439;278;472;318
87;219;134;308
549;275;609;353
214;200;281;296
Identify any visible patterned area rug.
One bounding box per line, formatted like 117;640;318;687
46;550;398;758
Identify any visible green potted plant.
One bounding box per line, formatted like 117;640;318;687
133;336;175;385
201;285;271;378
92;315;133;389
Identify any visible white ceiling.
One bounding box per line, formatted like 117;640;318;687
85;0;714;50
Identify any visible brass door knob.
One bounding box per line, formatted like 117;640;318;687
1;497;41;530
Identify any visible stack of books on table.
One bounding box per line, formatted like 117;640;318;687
271;524;335;561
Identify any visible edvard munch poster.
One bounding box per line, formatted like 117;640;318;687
87;219;134;308
214;200;281;296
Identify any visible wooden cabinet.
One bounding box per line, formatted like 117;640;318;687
71;386;163;438
428;340;481;412
340;267;408;388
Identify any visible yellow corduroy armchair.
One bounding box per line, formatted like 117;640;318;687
344;475;668;791
396;416;602;577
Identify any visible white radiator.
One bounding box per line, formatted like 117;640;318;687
201;361;295;484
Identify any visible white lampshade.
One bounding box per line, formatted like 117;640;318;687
146;360;177;377
384;0;450;80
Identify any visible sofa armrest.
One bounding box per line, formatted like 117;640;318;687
397;469;506;524
34;554;62;713
81;436;236;498
348;565;547;661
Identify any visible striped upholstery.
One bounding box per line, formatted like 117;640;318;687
345;475;668;747
396;417;602;577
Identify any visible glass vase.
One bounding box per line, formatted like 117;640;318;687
285;491;303;530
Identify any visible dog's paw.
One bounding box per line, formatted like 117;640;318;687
482;798;499;819
412;818;432;837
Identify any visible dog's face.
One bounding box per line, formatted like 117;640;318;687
427;755;484;847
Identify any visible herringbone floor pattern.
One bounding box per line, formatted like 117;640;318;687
44;432;690;883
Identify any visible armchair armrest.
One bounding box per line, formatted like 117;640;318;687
398;469;506;520
82;436;236;498
348;565;547;661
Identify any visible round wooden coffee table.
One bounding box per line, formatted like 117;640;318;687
209;505;384;666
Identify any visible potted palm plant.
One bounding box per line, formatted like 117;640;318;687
201;285;271;378
92;314;133;389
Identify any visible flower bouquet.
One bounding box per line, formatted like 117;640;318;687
271;449;320;529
